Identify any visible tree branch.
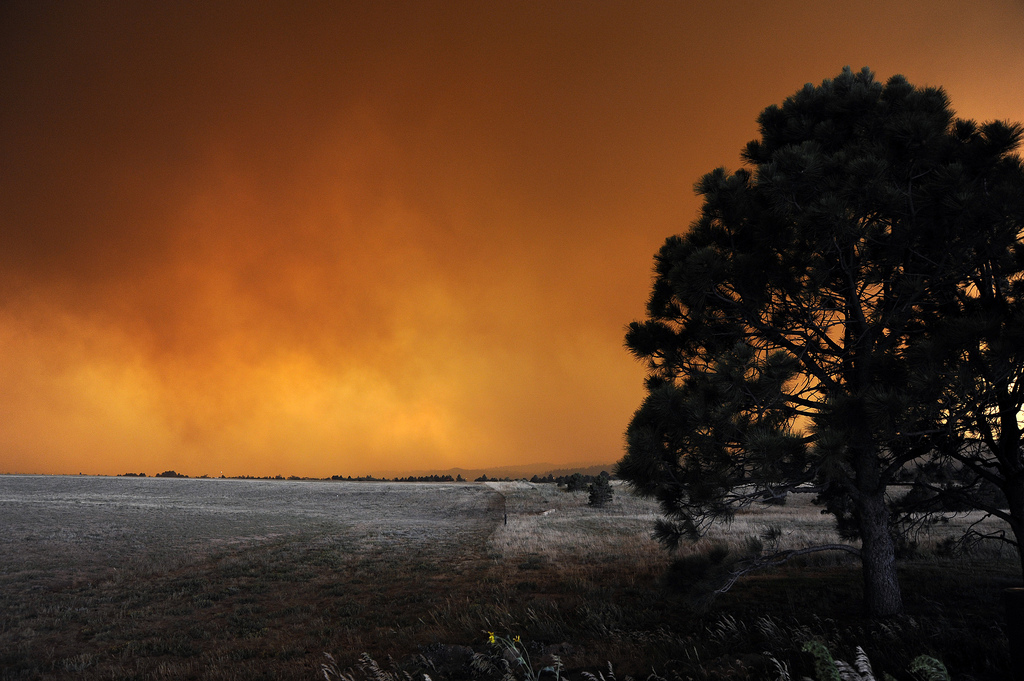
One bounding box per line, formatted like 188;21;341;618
711;543;863;597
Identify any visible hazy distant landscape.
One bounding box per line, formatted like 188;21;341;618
0;475;1017;679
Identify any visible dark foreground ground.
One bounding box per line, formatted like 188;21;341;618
0;475;1017;680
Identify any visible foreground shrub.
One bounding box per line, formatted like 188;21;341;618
323;638;949;681
792;641;948;681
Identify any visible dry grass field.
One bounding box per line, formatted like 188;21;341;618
0;475;1018;680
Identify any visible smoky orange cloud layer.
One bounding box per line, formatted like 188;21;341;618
2;1;1023;477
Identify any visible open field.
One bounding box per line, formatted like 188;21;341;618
0;475;1019;680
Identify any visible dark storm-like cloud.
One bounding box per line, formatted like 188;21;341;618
1;1;1022;475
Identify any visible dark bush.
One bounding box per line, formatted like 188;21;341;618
588;473;614;507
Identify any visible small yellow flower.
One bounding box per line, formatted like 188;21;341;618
487;632;496;644
513;635;521;643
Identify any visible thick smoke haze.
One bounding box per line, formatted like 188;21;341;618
2;1;1023;476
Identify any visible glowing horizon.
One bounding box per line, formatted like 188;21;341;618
2;1;1023;477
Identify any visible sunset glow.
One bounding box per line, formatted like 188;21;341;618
2;1;1023;477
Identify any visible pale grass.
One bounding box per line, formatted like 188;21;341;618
3;475;1013;680
486;481;669;567
0;476;501;583
486;481;1017;566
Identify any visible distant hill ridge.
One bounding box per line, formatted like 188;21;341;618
377;462;617;481
102;462;619;481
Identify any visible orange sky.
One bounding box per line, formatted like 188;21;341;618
2;1;1023;477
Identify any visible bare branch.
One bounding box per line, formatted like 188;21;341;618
711;544;863;597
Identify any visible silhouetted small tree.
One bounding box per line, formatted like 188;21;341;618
588;472;614;507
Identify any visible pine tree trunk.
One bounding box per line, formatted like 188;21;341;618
996;412;1024;582
850;418;903;617
1004;479;1024;582
856;489;903;617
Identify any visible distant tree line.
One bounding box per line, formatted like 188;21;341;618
118;470;613;486
471;471;616;489
330;474;467;482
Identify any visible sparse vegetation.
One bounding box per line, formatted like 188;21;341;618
0;476;1016;679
